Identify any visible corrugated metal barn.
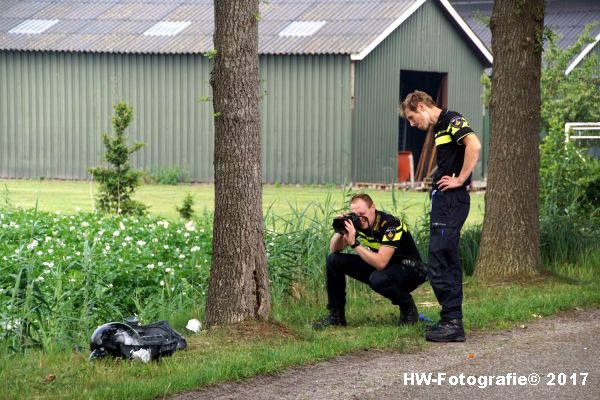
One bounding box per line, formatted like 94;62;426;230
0;0;491;184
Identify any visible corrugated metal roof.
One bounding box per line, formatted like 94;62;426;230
0;0;487;59
451;0;600;51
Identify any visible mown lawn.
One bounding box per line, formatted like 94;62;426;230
0;179;485;225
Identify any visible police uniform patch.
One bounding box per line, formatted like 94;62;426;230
385;228;396;240
450;116;464;129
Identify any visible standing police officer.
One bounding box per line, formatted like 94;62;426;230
312;193;426;329
400;91;481;342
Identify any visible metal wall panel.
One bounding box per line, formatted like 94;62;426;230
0;51;214;180
353;0;487;183
0;51;352;183
260;55;352;184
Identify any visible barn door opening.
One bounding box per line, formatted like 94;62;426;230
398;70;447;183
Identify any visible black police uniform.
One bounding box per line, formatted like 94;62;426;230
326;210;425;314
429;108;473;321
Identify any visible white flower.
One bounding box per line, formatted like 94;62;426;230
76;252;81;256
69;278;76;283
27;240;39;251
119;221;126;230
159;280;165;287
97;229;104;236
191;246;200;253
118;258;124;263
36;251;43;256
124;236;133;242
104;244;110;251
158;261;164;267
113;230;120;237
158;220;169;228
152;238;159;243
48;248;53;254
185;221;195;232
35;276;45;282
45;236;52;242
42;261;54;268
54;211;61;215
136;240;146;247
163;245;169;250
165;268;172;273
81;221;89;227
147;264;155;270
69;226;75;231
179;254;185;259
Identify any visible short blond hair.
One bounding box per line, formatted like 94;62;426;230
400;90;436;117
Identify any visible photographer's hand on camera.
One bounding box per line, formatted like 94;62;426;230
343;219;356;246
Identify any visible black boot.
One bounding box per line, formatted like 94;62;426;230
425;319;465;342
398;298;419;326
312;309;347;330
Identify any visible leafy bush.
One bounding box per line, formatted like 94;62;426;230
538;25;600;265
147;166;190;185
89;102;147;216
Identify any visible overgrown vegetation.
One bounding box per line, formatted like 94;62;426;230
539;25;600;265
89;102;147;216
146;166;190;185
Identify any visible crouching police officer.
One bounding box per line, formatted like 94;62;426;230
312;193;426;329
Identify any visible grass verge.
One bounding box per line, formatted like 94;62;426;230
1;251;598;400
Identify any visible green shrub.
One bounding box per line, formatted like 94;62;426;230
88;102;147;216
147;166;190;185
176;193;195;220
538;25;600;264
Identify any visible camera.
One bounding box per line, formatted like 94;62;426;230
332;213;361;233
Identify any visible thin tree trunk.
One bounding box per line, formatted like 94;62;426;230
476;0;544;278
205;0;271;327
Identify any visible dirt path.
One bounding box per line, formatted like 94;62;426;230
172;309;600;399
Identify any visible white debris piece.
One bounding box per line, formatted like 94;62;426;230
131;348;151;363
186;319;202;333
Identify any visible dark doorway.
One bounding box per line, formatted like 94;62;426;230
398;70;447;181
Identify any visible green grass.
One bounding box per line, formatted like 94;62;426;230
1;254;599;400
0;179;485;225
0;179;597;399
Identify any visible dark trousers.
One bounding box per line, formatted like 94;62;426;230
325;252;425;312
428;188;470;320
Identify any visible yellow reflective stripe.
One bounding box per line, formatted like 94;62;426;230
360;239;381;250
435;135;452;146
357;232;381;250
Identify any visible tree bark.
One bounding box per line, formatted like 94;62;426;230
205;0;271;327
475;0;544;278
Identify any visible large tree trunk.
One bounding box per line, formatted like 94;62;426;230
476;0;544;278
205;0;271;327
